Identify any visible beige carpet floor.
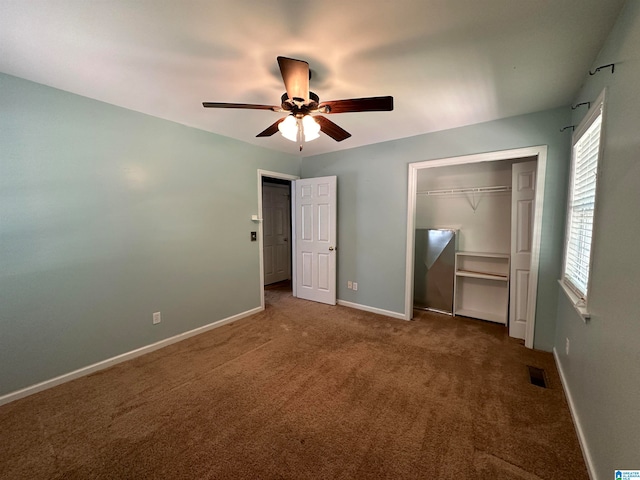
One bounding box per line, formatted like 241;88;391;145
0;283;588;479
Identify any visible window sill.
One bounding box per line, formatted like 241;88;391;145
558;280;590;322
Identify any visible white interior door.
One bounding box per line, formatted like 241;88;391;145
263;183;291;285
509;160;536;339
294;176;337;305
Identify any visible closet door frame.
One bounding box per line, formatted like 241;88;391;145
404;146;547;349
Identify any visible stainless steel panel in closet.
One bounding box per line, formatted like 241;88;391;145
414;229;456;314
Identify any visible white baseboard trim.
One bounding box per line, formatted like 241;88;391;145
337;299;406;320
0;306;264;407
553;348;597;480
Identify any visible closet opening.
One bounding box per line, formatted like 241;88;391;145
404;146;548;349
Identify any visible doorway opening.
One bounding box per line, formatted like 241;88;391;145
263;177;292;289
257;170;299;310
405;146;548;349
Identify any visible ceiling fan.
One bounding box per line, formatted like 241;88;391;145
203;56;393;150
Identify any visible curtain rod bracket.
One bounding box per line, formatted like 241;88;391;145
571;101;591;110
560;125;575;133
589;63;615;76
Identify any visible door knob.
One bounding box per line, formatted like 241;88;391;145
329;246;336;251
283;238;288;242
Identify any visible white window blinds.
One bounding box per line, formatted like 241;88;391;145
563;102;603;299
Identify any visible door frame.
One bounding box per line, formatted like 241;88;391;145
404;146;548;349
257;169;299;310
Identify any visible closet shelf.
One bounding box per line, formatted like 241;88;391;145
453;252;510;325
455;270;508;281
417;185;512;196
456;251;511;259
454;308;506;324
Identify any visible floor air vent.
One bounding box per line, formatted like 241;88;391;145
527;366;548;388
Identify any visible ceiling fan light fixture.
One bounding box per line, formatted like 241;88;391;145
302;115;321;142
278;115;298;142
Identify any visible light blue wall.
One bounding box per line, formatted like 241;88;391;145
302;107;571;351
553;2;640;478
0;73;299;396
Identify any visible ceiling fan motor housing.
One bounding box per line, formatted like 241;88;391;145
281;92;320;115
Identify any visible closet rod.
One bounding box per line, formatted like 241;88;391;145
417;185;512;196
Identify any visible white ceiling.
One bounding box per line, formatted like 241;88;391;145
0;0;625;157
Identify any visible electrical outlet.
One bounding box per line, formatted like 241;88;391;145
153;312;161;325
352;282;358;291
347;281;353;289
565;338;570;356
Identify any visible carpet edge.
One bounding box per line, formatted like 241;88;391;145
337;299;406;320
0;306;264;407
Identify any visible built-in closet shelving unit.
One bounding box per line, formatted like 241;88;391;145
453;252;510;324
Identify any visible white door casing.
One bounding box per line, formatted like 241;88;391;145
509;160;536;339
263;183;291;285
294;176;337;305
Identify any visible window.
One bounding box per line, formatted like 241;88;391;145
561;90;605;316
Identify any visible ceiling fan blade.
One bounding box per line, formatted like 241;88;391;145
202;102;279;111
319;96;394;114
256;118;285;137
277;56;309;103
314;116;352;142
